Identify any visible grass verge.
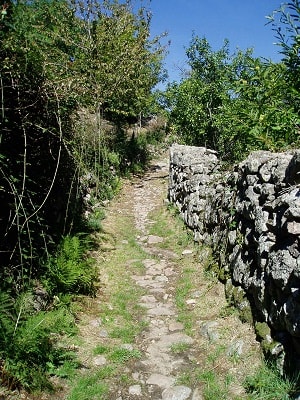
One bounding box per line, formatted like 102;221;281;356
147;204;273;400
65;185;149;399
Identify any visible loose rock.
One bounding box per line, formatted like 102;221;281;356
162;386;192;400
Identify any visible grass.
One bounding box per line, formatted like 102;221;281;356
93;345;110;355
206;344;226;365
244;363;300;400
108;348;141;364
110;320;148;343
67;367;113;400
176;371;195;386
198;370;234;400
175;267;195;334
170;342;191;354
63;189;150;399
148;205;194;253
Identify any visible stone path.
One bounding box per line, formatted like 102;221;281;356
122;158;201;399
67;153;261;400
105;152;263;400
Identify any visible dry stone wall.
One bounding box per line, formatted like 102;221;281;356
168;144;300;369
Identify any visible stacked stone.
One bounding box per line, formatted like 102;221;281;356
169;144;300;367
232;150;300;362
168;144;220;241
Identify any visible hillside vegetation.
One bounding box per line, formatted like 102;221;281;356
0;0;166;391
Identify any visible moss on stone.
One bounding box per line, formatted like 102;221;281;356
255;322;271;342
238;304;253;324
225;281;253;324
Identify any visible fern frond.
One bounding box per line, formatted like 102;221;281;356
43;235;96;295
0;291;15;350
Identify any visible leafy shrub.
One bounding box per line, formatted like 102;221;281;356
85;208;106;232
0;0;166;293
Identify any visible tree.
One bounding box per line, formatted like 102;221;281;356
165;34;299;161
267;1;300;92
216;58;298;157
67;0;166;122
165;37;232;149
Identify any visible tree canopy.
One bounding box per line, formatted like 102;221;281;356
164;1;300;161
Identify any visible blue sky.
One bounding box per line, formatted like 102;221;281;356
148;0;283;85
